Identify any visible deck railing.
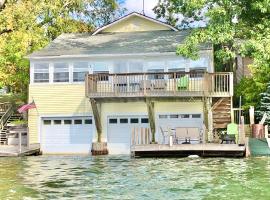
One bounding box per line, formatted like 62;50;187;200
86;72;233;98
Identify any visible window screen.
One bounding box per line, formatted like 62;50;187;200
34;63;49;83
53;63;69;82
73;62;89;82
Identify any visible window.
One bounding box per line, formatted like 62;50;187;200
34;63;49;83
168;68;185;79
141;118;149;123
85;119;92;124
180;114;190;118
74;119;82;124
53;63;69;82
130;118;139;123
54;120;62;125
190;68;207;78
73;62;89;82
43;120;51;125
93;71;109;81
147;69;164;80
120;118;128;124
159;115;168;119
109;118;117;124
170;114;179;119
64;120;72;125
192;114;201;118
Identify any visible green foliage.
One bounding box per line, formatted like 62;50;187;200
255;83;270;126
0;0;124;101
154;0;270;108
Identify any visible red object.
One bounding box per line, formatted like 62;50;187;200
17;101;36;113
252;124;265;138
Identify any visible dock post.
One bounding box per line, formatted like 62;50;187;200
19;132;22;154
169;135;173;147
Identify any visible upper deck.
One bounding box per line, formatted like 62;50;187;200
85;72;233;99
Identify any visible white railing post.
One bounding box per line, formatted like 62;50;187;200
229;72;234;96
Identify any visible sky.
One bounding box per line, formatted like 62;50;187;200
120;0;159;18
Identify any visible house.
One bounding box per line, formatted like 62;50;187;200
27;12;234;155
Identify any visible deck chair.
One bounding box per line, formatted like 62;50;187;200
187;128;201;144
140;80;152;91
159;127;170;144
221;123;238;144
175;127;189;144
153;80;167;90
177;75;189;90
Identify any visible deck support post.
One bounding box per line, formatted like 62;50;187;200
90;98;108;155
203;97;213;143
146;98;156;143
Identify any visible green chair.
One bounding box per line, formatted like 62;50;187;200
221;123;239;144
177;75;189;90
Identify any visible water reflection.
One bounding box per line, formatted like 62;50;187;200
0;156;270;199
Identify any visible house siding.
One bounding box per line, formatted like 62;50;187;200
101;15;171;33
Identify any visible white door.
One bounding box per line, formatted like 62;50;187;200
41;117;93;154
157;113;203;143
107;116;149;154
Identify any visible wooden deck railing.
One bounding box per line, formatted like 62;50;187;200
0;103;13;130
86;72;233;98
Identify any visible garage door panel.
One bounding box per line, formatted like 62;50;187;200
107;116;149;154
41;117;93;153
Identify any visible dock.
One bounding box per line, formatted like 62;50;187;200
131;144;246;158
0;143;40;157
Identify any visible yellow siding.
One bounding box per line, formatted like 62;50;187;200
28;84;91;143
102;16;171;33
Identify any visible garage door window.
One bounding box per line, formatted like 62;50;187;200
74;119;82;124
43;120;51;125
120;118;128;124
170;114;179;118
180;114;190;118
64;120;72;125
85;119;92;124
141;118;149;123
159;115;168;119
54;120;62;125
192;114;201;118
130;118;139;123
109;118;117;124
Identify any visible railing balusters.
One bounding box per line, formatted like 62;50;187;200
86;72;233;98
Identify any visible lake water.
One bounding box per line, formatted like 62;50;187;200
0;156;270;200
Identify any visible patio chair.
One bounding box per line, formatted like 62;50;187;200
159;127;170;144
175;127;189;144
177;75;189;90
221;123;238;144
153;80;167;90
140;80;152;91
187;128;201;144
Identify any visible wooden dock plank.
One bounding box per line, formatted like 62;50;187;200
0;143;40;157
131;144;245;157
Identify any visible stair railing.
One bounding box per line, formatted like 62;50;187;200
0;103;13;130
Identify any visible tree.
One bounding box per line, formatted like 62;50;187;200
154;0;270;108
0;0;124;100
256;83;270;126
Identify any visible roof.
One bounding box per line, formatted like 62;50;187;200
92;12;178;35
28;30;212;58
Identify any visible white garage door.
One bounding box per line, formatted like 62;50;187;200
107;116;149;154
41;116;93;154
157;113;203;143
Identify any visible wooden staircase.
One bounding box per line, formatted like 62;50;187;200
0;113;23;144
212;97;232;129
